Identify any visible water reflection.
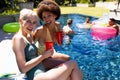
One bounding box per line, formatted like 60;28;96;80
54;14;120;80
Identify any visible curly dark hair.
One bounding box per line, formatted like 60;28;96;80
37;0;61;20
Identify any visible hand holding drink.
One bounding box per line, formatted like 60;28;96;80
45;41;53;51
43;46;54;59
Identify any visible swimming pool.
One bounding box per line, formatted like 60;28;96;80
54;14;120;80
0;14;120;80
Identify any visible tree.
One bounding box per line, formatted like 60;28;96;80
88;0;96;7
0;0;8;12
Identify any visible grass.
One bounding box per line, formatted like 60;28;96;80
1;5;109;18
60;6;109;18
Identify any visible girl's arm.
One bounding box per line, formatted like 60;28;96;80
12;35;53;73
33;26;43;43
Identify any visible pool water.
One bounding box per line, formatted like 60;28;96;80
54;14;120;80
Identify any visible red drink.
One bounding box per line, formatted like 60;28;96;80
55;31;63;45
45;42;53;51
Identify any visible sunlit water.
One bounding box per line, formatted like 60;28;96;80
54;14;120;80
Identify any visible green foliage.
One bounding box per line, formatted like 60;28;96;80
74;0;114;3
0;9;19;16
14;0;26;2
75;0;89;3
99;0;113;1
80;0;88;3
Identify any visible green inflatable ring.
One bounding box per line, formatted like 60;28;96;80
3;22;20;33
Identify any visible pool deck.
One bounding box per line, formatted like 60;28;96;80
0;29;14;42
77;2;120;20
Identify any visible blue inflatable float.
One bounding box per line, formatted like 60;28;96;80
3;22;20;33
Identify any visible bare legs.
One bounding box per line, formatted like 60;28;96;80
34;60;83;80
51;52;70;61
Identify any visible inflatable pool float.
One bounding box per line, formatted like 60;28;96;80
83;24;91;29
91;25;117;40
3;22;20;33
99;23;108;27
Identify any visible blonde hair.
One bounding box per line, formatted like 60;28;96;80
19;8;38;20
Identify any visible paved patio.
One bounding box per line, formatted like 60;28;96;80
0;29;14;42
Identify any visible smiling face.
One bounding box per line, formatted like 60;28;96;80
19;9;38;35
20;17;37;34
42;11;56;25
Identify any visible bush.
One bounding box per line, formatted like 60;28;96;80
75;0;114;3
0;9;19;16
80;0;88;3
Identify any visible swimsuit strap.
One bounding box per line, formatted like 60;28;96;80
22;36;30;44
46;26;52;41
22;34;34;44
54;23;59;32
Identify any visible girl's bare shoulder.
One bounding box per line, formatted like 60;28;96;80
12;33;25;46
13;33;23;40
36;25;44;30
34;26;44;33
55;21;61;30
55;21;60;26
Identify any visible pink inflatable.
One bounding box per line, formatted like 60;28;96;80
91;25;117;40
